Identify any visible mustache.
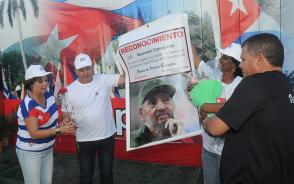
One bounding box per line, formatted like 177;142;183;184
155;111;173;118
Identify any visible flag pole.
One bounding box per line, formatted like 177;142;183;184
63;56;67;87
15;0;28;70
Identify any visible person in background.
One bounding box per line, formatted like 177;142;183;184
131;79;185;147
62;53;125;184
192;43;243;184
16;65;75;184
15;84;21;99
203;33;294;183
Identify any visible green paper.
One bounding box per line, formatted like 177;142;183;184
189;79;223;108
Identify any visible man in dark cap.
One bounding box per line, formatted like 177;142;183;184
131;78;185;147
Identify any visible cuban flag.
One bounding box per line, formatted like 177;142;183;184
9;0;143;86
205;0;280;48
2;0;294;86
1;68;17;99
206;0;294;76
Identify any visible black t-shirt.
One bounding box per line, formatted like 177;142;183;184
216;71;294;184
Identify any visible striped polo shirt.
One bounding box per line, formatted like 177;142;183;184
16;91;58;151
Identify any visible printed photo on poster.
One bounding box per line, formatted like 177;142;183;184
118;13;202;150
129;75;201;148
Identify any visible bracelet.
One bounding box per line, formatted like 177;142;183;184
55;127;61;135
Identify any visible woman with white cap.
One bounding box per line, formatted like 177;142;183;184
192;43;243;184
15;65;75;184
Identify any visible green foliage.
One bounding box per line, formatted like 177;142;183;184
30;0;39;17
0;50;44;90
0;1;4;27
0;0;39;28
187;11;216;61
0;51;25;90
18;0;27;21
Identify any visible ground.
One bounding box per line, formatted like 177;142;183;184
0;146;203;184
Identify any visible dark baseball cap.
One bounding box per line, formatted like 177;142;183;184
139;79;176;105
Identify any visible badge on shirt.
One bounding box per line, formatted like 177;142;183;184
216;98;226;103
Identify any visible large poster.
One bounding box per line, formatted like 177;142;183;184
118;14;201;150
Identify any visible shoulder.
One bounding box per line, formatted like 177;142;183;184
234;76;243;83
231;75;266;101
21;95;37;110
94;74;119;80
238;75;261;89
130;128;142;147
94;74;120;86
131;127;143;136
130;125;151;147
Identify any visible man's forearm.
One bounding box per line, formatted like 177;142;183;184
202;116;230;136
201;103;224;113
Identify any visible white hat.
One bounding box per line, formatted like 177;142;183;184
217;43;242;62
74;53;92;69
25;65;52;80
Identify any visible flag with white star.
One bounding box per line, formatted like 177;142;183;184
217;0;260;48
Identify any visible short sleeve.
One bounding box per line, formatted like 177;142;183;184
216;77;266;131
17;98;38;119
98;74;120;88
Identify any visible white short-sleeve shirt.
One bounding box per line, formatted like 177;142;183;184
62;74;119;142
198;61;242;155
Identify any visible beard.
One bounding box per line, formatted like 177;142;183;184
145;118;171;140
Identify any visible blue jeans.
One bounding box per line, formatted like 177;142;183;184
202;148;221;184
77;135;115;184
16;147;53;184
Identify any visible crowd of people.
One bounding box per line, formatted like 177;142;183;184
14;33;294;184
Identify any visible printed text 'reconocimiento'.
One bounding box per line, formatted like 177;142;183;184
119;30;184;54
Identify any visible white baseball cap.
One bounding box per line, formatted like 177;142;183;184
74;53;92;69
25;65;52;80
217;43;242;62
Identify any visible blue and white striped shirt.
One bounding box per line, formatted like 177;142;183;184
16;91;58;151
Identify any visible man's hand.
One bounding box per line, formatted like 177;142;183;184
199;103;224;120
165;119;186;136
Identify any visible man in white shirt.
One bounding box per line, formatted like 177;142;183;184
62;53;125;184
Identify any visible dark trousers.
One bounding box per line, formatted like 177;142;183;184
77;135;115;184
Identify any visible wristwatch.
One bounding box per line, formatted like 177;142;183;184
55;127;61;135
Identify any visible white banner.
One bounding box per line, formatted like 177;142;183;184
118;13;201;151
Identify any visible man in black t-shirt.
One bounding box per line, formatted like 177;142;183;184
202;33;294;184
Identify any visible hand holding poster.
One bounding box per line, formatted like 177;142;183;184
118;13;202;150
